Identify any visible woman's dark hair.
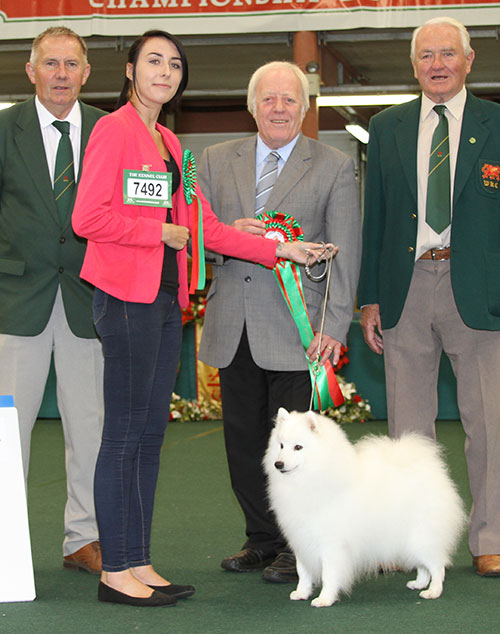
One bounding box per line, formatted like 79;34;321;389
117;30;189;113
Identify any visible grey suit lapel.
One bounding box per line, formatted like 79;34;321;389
267;134;311;212
14;97;60;224
232;136;257;218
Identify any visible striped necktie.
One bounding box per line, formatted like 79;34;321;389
52;120;75;224
425;105;451;234
255;151;280;216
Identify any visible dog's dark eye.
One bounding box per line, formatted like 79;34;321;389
294;444;303;451
280;443;283;449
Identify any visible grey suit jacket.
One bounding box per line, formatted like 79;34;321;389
198;134;361;371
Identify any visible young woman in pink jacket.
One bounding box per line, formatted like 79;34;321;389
72;30;322;607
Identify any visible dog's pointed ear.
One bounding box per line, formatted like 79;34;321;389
305;410;319;433
276;407;289;423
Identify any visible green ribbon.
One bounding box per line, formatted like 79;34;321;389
182;149;205;292
274;259;343;410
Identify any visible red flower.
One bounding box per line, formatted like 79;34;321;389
352;394;362;403
335;345;349;370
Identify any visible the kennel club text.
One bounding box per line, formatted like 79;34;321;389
123;170;172;207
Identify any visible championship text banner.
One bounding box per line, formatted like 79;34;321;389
1;0;499;37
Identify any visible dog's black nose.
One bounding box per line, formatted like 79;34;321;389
274;461;284;471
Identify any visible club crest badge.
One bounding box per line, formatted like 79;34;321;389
480;161;500;192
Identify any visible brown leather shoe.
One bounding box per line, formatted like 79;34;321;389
63;541;102;575
473;554;500;577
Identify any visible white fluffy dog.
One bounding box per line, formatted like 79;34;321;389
263;408;466;607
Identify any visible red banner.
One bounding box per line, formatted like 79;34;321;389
2;0;500;18
0;0;499;36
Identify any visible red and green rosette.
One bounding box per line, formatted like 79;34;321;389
183;149;205;293
257;211;344;410
259;211;304;263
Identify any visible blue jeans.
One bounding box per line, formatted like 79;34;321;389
93;288;182;571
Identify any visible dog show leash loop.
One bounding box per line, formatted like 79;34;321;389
307;245;336;412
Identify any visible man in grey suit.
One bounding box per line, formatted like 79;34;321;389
0;27;105;573
198;61;361;582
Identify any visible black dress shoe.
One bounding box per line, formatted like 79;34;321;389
262;552;299;583
148;583;195;599
97;582;177;607
221;548;276;572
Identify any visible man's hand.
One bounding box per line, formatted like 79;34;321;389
307;333;342;367
360;304;384;354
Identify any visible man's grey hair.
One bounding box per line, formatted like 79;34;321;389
247;61;310;118
410;17;473;61
30;26;88;65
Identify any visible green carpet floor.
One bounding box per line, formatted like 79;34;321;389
2;419;499;633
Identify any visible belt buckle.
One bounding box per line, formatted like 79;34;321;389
430;248;447;261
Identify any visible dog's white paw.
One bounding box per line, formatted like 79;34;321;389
419;587;442;600
311;596;336;608
290;590;310;601
407;580;426;591
407;567;431;591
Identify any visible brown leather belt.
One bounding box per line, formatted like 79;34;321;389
419;247;450;261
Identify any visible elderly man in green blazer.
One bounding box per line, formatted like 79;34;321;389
358;17;500;577
0;27;105;574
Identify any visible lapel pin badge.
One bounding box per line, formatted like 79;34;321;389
469;137;476;144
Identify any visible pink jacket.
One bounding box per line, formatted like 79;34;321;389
72;102;277;307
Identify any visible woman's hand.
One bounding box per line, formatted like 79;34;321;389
277;241;338;265
161;224;190;250
233;218;266;235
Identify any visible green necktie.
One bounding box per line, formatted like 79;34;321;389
425;105;450;234
52;120;75;224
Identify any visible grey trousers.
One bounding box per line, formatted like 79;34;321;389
382;260;500;556
0;288;104;556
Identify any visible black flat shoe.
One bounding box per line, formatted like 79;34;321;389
149;583;195;599
97;582;177;607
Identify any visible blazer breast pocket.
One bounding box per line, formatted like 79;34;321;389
0;256;25;276
475;159;500;198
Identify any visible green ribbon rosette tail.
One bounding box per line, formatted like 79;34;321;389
257;211;344;410
182;149;206;293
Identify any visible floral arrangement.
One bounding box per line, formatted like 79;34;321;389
171;298;373;424
322;375;373;424
169;392;222;422
169;380;372;423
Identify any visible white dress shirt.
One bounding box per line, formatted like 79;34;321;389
35;96;82;185
415;86;466;260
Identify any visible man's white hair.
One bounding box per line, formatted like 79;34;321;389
410;17;473;61
247;61;310;118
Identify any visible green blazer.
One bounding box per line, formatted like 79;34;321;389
357;91;500;331
0;97;105;338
